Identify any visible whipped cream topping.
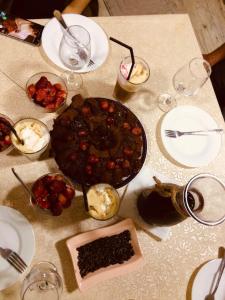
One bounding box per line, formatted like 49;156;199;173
12;119;50;153
87;184;120;220
121;62;149;84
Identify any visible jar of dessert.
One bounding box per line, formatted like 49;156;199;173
137;174;225;226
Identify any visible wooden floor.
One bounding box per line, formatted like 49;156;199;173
101;0;225;54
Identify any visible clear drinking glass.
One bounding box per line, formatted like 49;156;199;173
21;261;63;300
158;57;211;112
59;25;91;91
137;173;225;226
113;56;150;102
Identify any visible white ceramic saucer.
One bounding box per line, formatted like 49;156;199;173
192;258;225;300
161;105;222;167
41;14;109;73
0;206;35;291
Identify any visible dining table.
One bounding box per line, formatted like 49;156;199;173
0;13;225;300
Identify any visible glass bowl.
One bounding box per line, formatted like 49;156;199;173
26;72;68;113
10;117;50;161
30;172;75;216
0;113;14;154
87;183;120;221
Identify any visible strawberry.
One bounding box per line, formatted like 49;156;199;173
36;196;50;209
122;160;130;169
123;147;133;156
106;161;116;169
50;202;63;216
53;83;63;90
49;180;66;193
88;154;99;164
82;106;91;116
79;141;89;151
108;104;115;113
78;130;88;137
58;193;67;206
123;122;131;130
131;127;142;135
100;100;109;110
85;165;92;175
63;187;75;201
27;84;36;98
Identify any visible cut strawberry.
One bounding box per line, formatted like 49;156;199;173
49;179;66;193
50;202;63;216
100;100;109;110
63;187;75;201
131;127;142;135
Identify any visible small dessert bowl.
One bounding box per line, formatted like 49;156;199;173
26;72;68;113
30;172;75;216
10;118;50;161
0;113;14;154
87;183;120;221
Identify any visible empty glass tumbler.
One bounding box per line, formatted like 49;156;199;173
59;25;91;70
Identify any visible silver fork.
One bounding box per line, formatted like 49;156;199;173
87;59;95;67
0;247;27;273
205;253;225;300
165;129;223;138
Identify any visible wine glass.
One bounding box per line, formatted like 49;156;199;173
158;57;211;112
59;25;91;91
20;261;63;300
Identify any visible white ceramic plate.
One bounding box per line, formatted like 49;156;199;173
192;259;225;300
161;105;222;167
41;14;109;73
0;206;35;291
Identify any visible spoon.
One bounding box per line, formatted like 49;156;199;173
53;10;68;31
205;253;225;300
11;168;35;201
53;9;88;53
81;181;89;212
1;118;24;145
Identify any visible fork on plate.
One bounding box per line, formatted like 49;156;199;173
165;129;223;138
0;247;27;273
87;59;95;67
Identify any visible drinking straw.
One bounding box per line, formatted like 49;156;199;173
109;37;135;81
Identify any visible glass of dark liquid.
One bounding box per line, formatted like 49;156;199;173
137;174;225;226
113;56;150;101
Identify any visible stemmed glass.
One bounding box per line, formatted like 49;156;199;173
20;261;63;300
59;25;91;91
158;57;211;112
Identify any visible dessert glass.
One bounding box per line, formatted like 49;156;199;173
0;113;14;154
113;56;150;101
87;183;120;221
26;72;68;113
10;118;50;161
30;172;75;216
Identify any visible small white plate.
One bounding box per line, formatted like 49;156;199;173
41;14;109;73
161;105;222;167
192;258;225;300
0;206;35;291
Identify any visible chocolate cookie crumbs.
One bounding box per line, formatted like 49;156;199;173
77;230;135;278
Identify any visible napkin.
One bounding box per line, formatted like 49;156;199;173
118;165;179;241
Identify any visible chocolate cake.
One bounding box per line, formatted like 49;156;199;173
50;95;147;188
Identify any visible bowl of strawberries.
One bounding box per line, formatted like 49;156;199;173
0;113;14;154
26;72;68;113
31;172;75;216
